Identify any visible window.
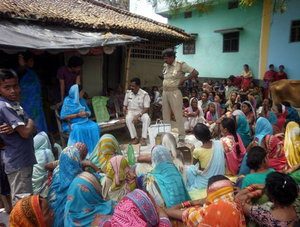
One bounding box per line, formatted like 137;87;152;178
183;40;196;55
290;20;300;42
228;0;238;9
223;32;239;52
184;11;192;18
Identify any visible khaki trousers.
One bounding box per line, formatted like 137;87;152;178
126;110;150;139
162;89;185;139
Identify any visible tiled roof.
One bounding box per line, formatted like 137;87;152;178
0;0;191;43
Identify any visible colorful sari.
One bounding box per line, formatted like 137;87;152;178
102;156;136;201
145;145;190;208
206;102;221;122
10;195;47;227
64;171;114;227
255;117;273;145
183;180;246;227
32;132;55;198
284;122;300;167
48;146;82;227
60;84;100;154
221;134;246;175
88;134;122;173
242;101;256;127
20;69;48;132
186;140;225;190
233;110;252;147
97;189;171;227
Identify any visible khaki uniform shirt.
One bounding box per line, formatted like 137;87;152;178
123;88;150;112
162;60;194;88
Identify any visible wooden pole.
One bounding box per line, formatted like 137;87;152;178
124;47;132;92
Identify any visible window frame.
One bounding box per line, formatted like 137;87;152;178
290;20;300;43
222;31;240;53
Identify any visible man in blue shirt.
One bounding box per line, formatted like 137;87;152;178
0;69;36;205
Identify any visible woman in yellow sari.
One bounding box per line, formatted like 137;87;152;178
102;155;136;201
284;121;300;168
165;175;246;227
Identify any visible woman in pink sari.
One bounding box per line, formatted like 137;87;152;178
220;118;246;175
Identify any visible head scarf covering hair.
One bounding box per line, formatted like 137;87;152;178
64;172;114;227
233;113;252;147
74;142;88;160
284;122;300;167
10;195;47;227
189;97;198;106
149;145;190;208
207;102;221;120
98;189;171;227
232;110;245;117
48;145;82;227
242;101;256;119
89;134;121;172
32;132;55;196
255;117;273;145
106;155;136;192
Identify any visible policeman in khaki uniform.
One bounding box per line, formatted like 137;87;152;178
161;49;199;142
123;77;151;146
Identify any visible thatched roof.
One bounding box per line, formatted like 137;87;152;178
0;0;191;43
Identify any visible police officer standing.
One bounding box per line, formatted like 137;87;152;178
161;49;199;142
123;78;151;146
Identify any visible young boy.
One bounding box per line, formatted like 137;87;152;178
0;69;36;205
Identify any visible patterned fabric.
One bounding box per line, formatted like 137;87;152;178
64;171;114;227
264;134;287;171
48;145;82;227
60;84;100;154
20;69;48;132
206;102;221;122
32;132;55;197
186;140;225;190
147;145;190;208
10;195;46;227
182;186;245;227
98;189;171;227
255;117;273;145
89;134;121;173
221;134;246;175
284;121;300;167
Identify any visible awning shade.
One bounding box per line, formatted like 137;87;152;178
0;21;143;50
214;27;243;34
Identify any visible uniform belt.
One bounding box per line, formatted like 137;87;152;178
163;87;179;91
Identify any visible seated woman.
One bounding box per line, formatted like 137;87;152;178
144;145;190;208
225;91;238;112
186;123;225;190
274;104;287;133
242;101;256;130
241;146;274;189
102;155;136;201
258;98;277;126
60;84;100;154
232;110;252;148
88;134;122;173
252;117;287;171
166;175;246;227
10;195;53;227
64;171;114;226
236;172;299;226
205;102;221;124
32;132;55;198
48;144;86;227
220;118;246;176
184;97;204;133
284;121;300;168
94;189;172;226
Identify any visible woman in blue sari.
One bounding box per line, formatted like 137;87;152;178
48;145;83;227
19;53;48;132
60;84;100;154
64;171;114;227
144;145;190;208
232;110;252;148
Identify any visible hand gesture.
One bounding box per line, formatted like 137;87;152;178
0;123;14;135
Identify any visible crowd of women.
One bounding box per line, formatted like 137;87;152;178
3;72;300;227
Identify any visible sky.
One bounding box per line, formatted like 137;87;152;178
129;0;168;23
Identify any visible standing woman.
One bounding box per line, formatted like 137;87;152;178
220;118;246;175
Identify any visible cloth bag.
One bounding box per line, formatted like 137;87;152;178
148;120;171;147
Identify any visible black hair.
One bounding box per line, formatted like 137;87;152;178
130;77;141;86
265;172;298;207
228;75;235;82
269;64;274;68
78;84;83;92
0;69;18;82
276;103;283;113
22;51;34;61
246;146;266;171
242;101;252;110
233;102;241;110
162;48;176;58
193;123;211;143
221;118;241;155
279;65;285;69
267;98;273;108
282;101;291;107
208;175;229;188
244;64;249;69
202;91;209;98
67;56;84;68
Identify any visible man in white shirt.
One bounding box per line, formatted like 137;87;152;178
123;78;151;146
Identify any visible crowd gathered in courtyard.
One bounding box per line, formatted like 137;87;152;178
0;48;300;227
